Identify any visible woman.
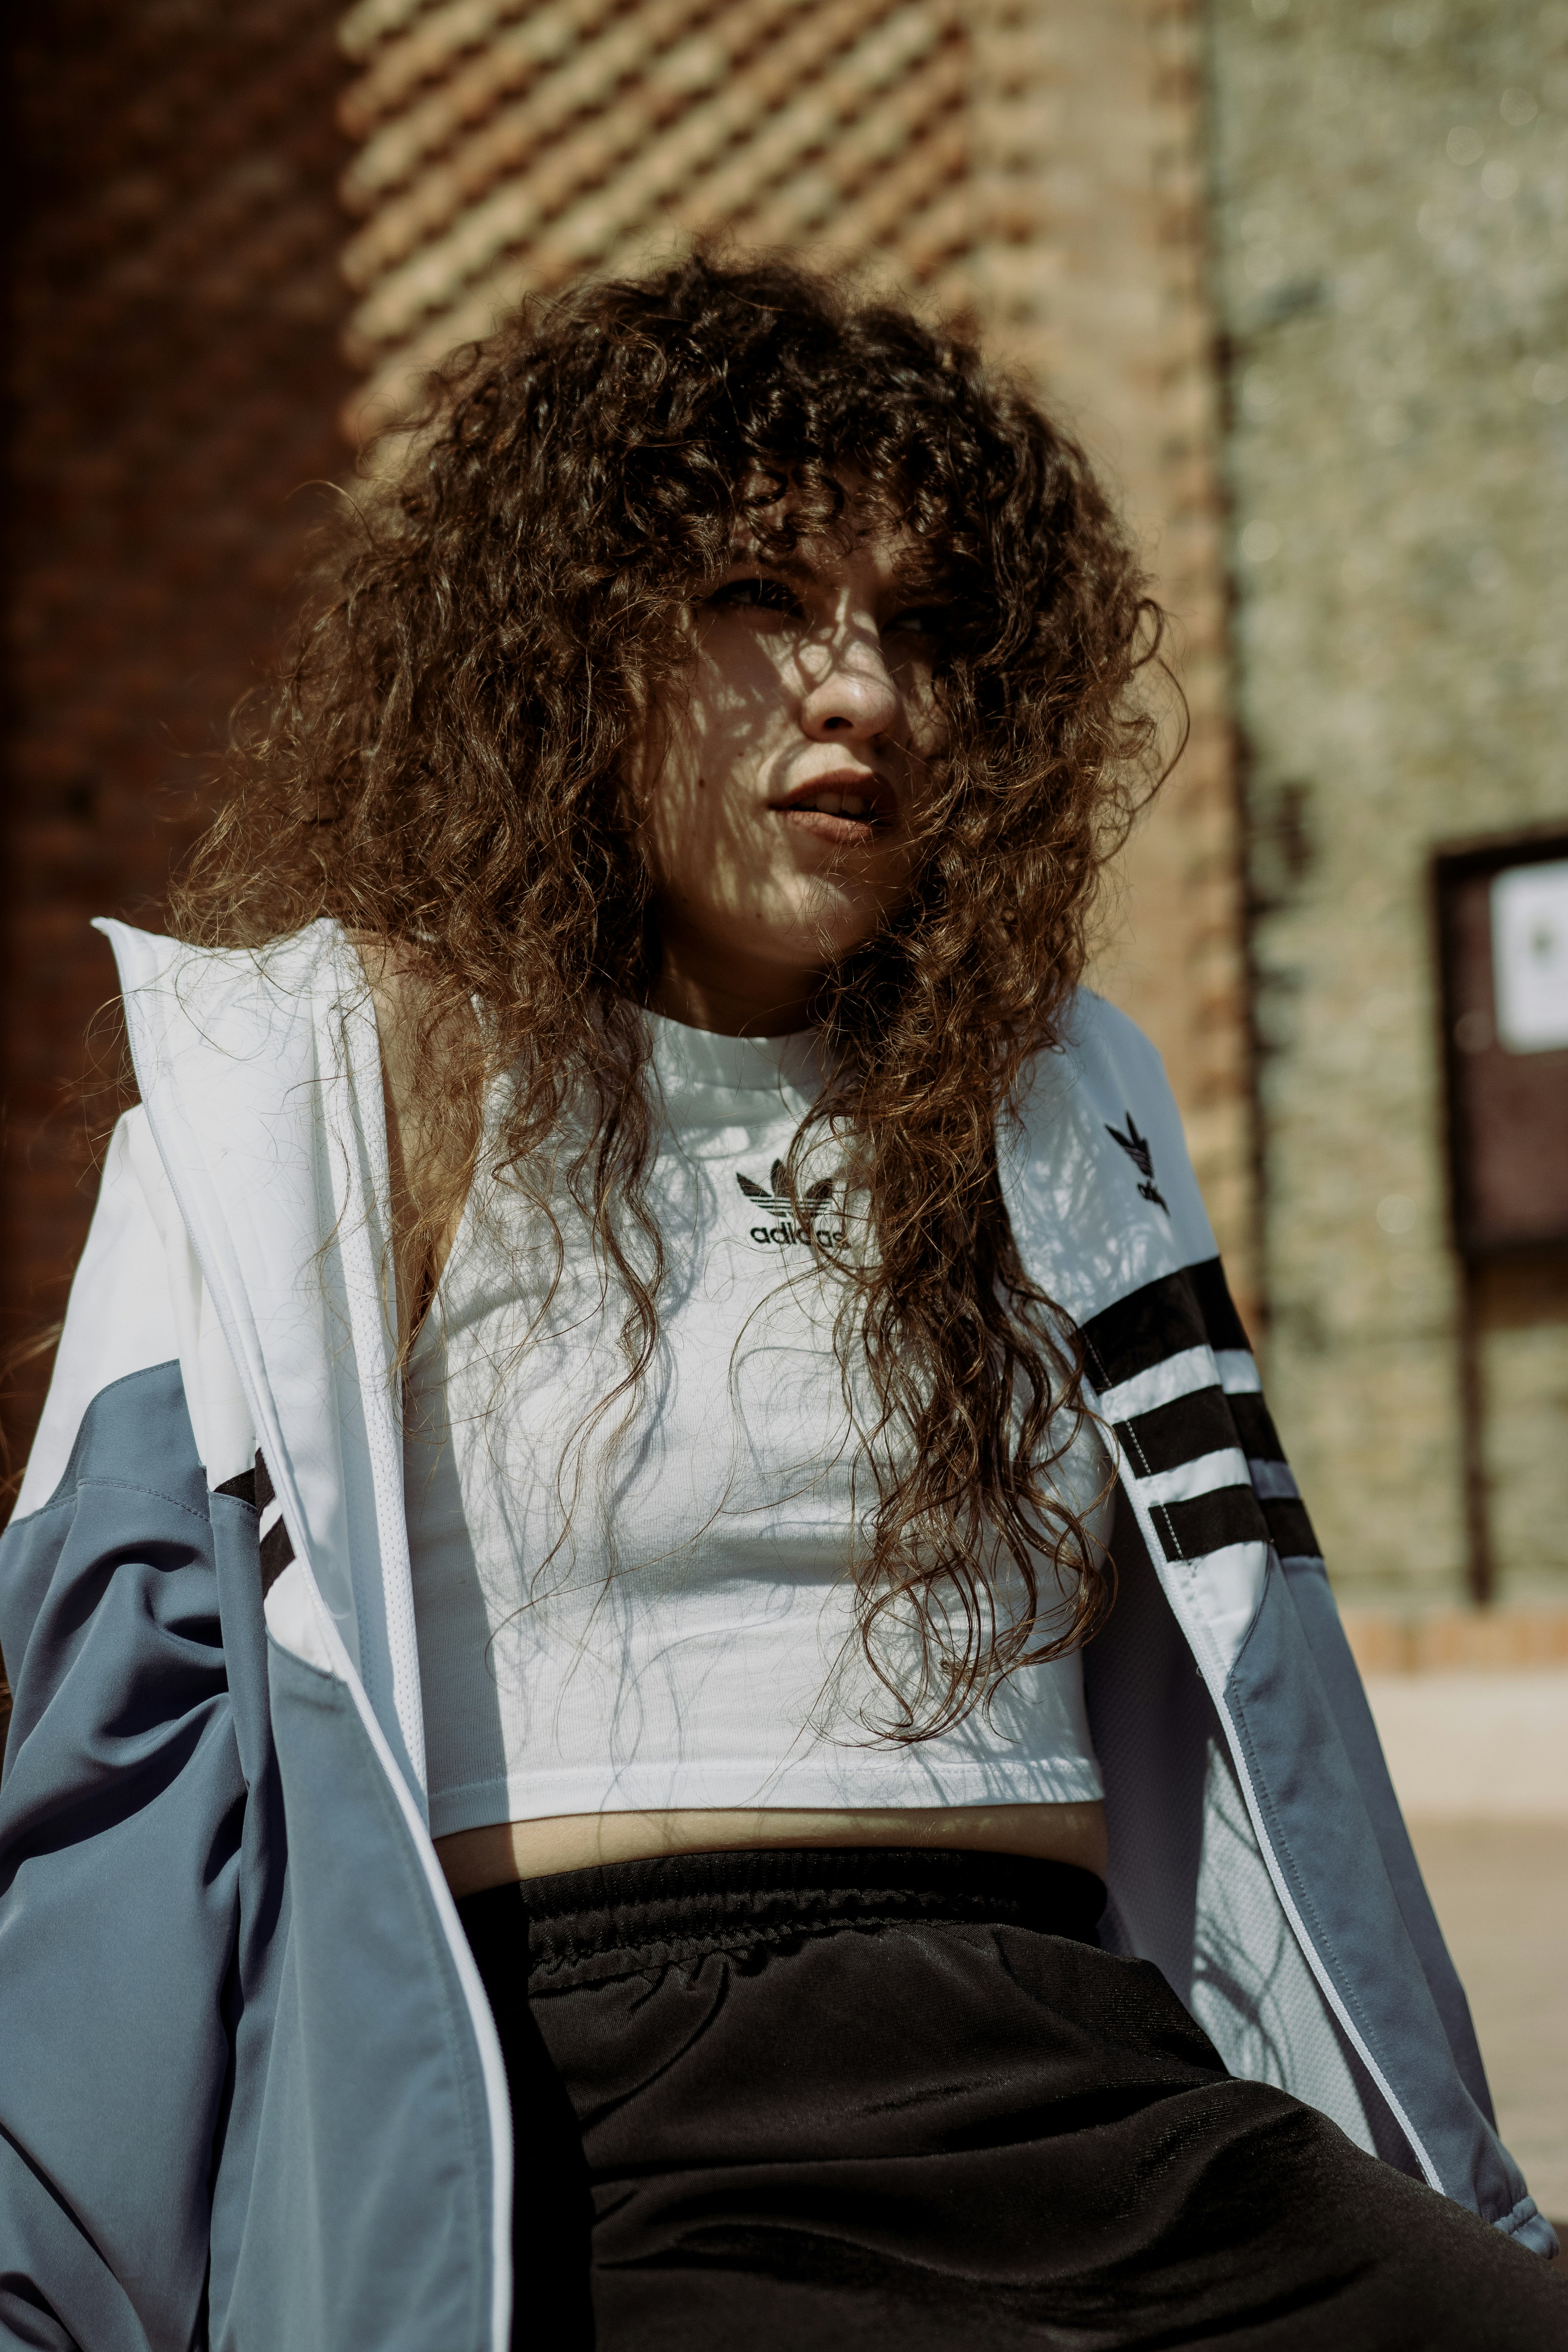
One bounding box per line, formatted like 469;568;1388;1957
0;252;1560;2351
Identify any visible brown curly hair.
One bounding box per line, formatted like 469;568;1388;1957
172;248;1171;1741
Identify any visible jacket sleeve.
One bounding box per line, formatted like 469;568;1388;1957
0;1116;247;2352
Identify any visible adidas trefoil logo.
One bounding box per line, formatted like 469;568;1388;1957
1105;1111;1170;1215
737;1160;844;1249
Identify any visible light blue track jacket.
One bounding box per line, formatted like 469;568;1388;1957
0;920;1554;2350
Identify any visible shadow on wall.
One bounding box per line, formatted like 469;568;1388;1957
2;0;356;1476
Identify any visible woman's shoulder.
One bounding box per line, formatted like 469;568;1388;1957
1007;989;1217;1278
1018;987;1176;1136
1056;986;1170;1089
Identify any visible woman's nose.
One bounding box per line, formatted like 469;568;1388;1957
798;627;902;742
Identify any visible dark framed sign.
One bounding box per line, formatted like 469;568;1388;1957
1434;827;1568;1258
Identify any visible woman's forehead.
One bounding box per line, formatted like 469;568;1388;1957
727;512;953;591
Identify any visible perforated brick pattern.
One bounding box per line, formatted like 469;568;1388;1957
0;0;1254;1510
2;0;355;1459
338;0;975;430
332;0;1255;1320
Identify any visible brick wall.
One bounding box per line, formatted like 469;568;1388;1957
3;1;1255;1465
2;0;354;1461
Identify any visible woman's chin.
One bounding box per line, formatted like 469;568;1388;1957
767;888;886;966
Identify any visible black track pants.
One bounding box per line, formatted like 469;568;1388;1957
458;1846;1566;2350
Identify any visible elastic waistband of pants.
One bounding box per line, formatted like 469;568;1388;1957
457;1846;1107;1989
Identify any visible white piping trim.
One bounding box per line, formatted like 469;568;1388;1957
317;966;429;1795
1134;1447;1250;1509
1092;1377;1446;2196
105;922;514;2352
1097;1343;1218;1422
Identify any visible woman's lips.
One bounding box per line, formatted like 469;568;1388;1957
778;806;881;846
771;777;894;846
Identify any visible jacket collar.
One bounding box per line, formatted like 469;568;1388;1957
100;917;428;1804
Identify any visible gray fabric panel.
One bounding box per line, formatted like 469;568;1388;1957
1279;1553;1495;2122
0;2167;151;2351
1187;1731;1384;2159
0;1362;242;2348
0;1359;207;1766
207;1490;293;2336
1087;1496;1382;2159
1500;2201;1562;2261
220;1638;497;2352
1225;1560;1526;2222
1083;1489;1211;1995
0;1359;500;2347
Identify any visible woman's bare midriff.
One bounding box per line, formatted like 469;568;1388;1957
436;1800;1108;1900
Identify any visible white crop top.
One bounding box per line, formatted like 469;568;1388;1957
403;1013;1109;1840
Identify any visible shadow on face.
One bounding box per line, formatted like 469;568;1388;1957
635;505;951;1038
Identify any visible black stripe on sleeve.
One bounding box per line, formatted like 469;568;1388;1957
1080;1258;1319;1567
1152;1482;1271;1563
1228;1392;1285;1463
1263;1497;1322;1560
1113;1386;1240;1479
260;1515;296;1596
254;1451;296;1595
1079;1256;1256;1396
1079;1269;1209;1392
214;1452;295;1593
1188;1256;1251;1356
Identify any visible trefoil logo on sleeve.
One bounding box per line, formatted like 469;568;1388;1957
1104;1111;1170;1215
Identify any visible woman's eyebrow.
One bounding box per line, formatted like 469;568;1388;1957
886;557;953;601
723;546;951;595
722;544;819;583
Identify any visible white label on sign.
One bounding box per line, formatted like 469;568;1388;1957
1491;860;1568;1053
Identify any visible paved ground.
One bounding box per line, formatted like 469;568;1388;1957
1363;1670;1568;1817
1410;1819;1568;2229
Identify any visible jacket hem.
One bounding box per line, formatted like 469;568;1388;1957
1493;2194;1560;2260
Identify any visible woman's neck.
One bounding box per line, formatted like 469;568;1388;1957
648;938;817;1038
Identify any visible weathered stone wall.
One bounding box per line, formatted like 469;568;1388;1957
1206;0;1568;1599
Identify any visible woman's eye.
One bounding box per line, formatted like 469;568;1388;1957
885;607;947;645
704;576;804;622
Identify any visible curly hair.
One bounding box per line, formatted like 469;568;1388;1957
171;247;1172;1741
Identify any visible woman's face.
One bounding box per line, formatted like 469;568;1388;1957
638;511;949;1035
